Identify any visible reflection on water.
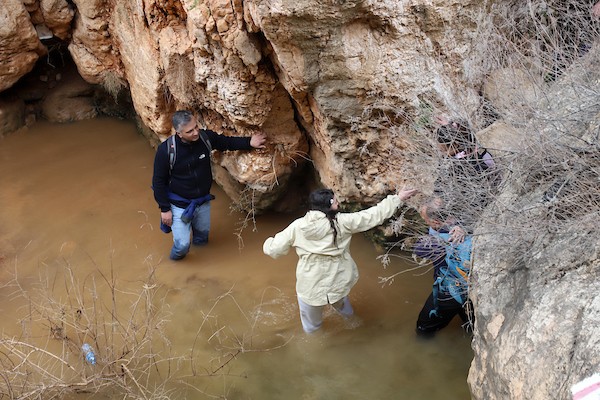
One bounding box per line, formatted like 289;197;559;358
0;118;472;399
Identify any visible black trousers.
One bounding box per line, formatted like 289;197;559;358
416;292;473;336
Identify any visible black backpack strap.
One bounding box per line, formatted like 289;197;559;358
470;148;490;172
199;129;212;153
168;135;176;172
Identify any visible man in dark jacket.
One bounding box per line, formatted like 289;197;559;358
152;110;266;260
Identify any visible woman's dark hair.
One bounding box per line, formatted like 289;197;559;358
308;188;339;246
436;119;477;152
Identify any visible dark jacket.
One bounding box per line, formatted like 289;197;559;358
152;130;252;212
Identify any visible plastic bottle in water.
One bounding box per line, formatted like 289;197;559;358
82;343;96;365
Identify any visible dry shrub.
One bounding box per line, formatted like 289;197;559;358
230;185;259;250
101;70;127;101
164;55;200;108
463;0;600;255
0;264;174;399
379;0;600;286
0;260;292;399
467;0;600;85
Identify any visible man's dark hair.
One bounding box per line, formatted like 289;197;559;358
308;188;339;246
172;110;194;133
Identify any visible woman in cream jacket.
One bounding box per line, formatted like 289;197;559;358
263;187;417;333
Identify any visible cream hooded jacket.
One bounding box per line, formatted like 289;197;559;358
263;195;403;306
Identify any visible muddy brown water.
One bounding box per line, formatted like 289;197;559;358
0;118;472;399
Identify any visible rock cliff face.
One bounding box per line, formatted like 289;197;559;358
468;46;600;400
0;0;47;92
0;0;484;205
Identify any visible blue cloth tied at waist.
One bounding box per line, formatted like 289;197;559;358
160;193;215;233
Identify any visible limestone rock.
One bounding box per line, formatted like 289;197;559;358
109;1;172;134
246;0;484;202
482;68;546;123
468;45;600;400
215;83;308;192
0;96;26;137
41;72;97;122
477;121;524;153
68;0;123;85
40;0;75;40
0;0;46;92
182;0;279;128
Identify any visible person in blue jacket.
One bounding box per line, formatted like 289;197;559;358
152;110;266;260
414;198;474;336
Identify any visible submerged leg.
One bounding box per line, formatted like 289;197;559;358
297;296;325;333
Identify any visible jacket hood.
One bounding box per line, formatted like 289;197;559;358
301;211;334;241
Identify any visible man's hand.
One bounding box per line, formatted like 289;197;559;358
449;225;466;244
161;210;173;227
250;133;267;149
397;187;418;200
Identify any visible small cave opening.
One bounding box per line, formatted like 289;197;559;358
0;36;136;137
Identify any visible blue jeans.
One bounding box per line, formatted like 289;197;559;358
170;202;210;260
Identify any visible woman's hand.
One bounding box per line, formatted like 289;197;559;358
593;1;600;18
397;188;418;200
435;115;450;126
